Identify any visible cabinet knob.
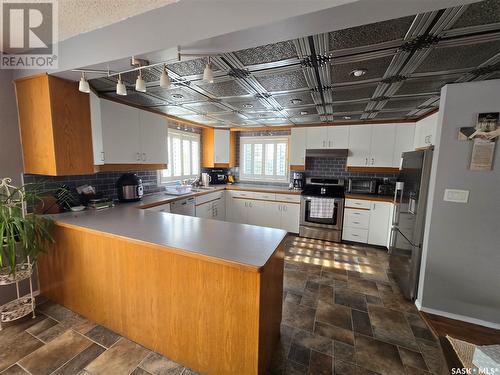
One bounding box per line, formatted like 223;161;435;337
142;152;146;161
365;158;368;165
100;151;105;161
371;158;374;165
136;152;141;161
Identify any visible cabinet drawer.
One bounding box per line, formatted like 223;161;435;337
345;199;371;209
195;191;223;205
229;191;255;199
342;227;368;243
275;193;300;203
253;192;276;201
344;209;370;229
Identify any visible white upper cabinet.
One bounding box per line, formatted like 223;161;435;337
139;111;168;164
328;126;349;148
370;124;396;167
305;126;349;149
392;123;415;167
347;125;372;166
306;127;328;149
214;129;230;164
89;92;104;165
414;112;438;149
290;128;307;166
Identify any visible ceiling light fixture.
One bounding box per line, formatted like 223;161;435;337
159;65;171;89
343;116;352;120
350;68;367;77
300;111;308;115
78;72;90;93
135;70;146;92
203;57;214;83
172;93;184;99
290;98;302;105
243;103;253;109
116;74;127;96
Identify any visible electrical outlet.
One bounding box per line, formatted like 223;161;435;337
443;189;469;203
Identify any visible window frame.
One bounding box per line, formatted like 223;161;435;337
158;129;200;185
239;136;289;183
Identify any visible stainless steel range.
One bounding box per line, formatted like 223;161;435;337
299;178;345;242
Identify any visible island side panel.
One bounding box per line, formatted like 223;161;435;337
38;224;263;374
258;239;285;375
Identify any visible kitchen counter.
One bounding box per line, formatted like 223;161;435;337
345;193;394;203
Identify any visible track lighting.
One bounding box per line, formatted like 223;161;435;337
135;70;146;92
116;74;127;96
159;65;171;89
203;57;214;83
78;72;90;93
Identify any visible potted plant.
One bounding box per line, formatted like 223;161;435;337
0;177;54;328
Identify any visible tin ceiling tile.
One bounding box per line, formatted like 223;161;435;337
89;77;117;91
261;118;293;125
332;114;362;121
395;77;457;95
451;0;500;29
183;115;221;125
246;111;282;119
212;112;248;122
183;102;228;113
328;16;414;50
285;106;319;116
234;40;298;66
331;102;369;113
291;115;321;124
257;70;308;92
197;80;250;97
147;86;207;103
374;110;411;120
332;84;378;101
103;92;166;106
331;56;394;83
120;68;160;84
224;98;269;111
385;96;433;110
415;41;500;73
155;106;197;116
167;58;220;77
275;92;315;107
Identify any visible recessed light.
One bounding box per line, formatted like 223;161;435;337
350;69;367;77
290;98;302;105
243;103;253;109
300;111;308;115
343;116;352;120
172;93;184;99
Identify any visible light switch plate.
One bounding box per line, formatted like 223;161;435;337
443;189;469;203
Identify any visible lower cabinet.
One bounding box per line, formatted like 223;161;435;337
195;191;226;221
343;199;393;248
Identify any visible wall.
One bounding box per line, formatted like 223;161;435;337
417;79;500;328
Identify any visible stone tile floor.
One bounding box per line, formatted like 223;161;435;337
0;236;448;375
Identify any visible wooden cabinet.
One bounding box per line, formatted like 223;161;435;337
305;126;349;150
202;128;235;168
347;125;372;167
392;123;415;167
290;128;306;169
14;74;94;175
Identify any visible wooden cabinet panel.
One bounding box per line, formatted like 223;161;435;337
202;128;235;168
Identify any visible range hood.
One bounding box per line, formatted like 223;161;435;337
306;149;349;158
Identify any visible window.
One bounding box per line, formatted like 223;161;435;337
159;130;200;184
240;136;289;182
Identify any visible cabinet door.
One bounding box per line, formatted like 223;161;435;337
368;201;392;247
101;100;141;163
290;128;307;166
247;200;281;228
306;127;328;149
139;111;168;164
214;129;230;163
328;126;349;148
370;124;396;167
347;125;372;166
392;123;415;167
213;198;226;221
280;203;300;233
195;202;213;219
89;92;104;165
229;197;248;224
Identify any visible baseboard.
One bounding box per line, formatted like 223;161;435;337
417;304;500;330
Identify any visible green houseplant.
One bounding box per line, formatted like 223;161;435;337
0;177;54;278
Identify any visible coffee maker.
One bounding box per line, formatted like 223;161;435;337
292;172;305;190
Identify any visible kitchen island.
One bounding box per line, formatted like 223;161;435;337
37;201;286;375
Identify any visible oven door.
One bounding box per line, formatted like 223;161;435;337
300;196;344;230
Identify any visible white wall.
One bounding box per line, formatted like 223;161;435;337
417;79;500;329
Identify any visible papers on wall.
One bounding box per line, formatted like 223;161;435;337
470;138;495;171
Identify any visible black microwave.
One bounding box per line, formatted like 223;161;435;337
346;179;377;194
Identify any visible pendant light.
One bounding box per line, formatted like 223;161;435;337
159;65;171;89
116;74;127;96
78;72;90;93
135;69;146;92
203;57;214;83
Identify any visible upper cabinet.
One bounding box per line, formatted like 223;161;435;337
202;128;235;168
305;126;349;149
15;74;94;176
392;123;415;167
290;128;306;169
414;112;438;149
346;125;372;167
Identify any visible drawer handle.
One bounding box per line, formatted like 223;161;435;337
352;234;359;237
353;212;360;215
353;221;360;224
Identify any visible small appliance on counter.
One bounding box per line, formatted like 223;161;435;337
346;178;377;194
207;169;228;184
292;172;305;190
201;173;211;187
377;181;396;196
227;174;235;184
116;173;143;202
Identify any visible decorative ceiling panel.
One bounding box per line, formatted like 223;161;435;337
291;115;321;124
234;41;298;66
183;102;228;113
395;77;458;95
182;115;221;125
196;80;250;97
120;68;160;84
166;58;219;77
147;86;207;103
384;96;434;110
89;77;117;91
274;92;315;107
260;118;293;126
332;114;362;121
415;41;500;73
245;111;282;119
256;70;308;92
331;84;378;101
224;98;269;111
328;16;414;50
374;110;412;120
103;92;166;106
331;56;394;83
450;0;500;29
285;106;318;116
155;106;197;116
331;102;369;113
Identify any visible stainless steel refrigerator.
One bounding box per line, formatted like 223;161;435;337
389;149;433;301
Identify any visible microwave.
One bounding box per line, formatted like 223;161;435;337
346;179;377;194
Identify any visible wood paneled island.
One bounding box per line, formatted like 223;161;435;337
38;203;285;374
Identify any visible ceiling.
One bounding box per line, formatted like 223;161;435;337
90;0;500;128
